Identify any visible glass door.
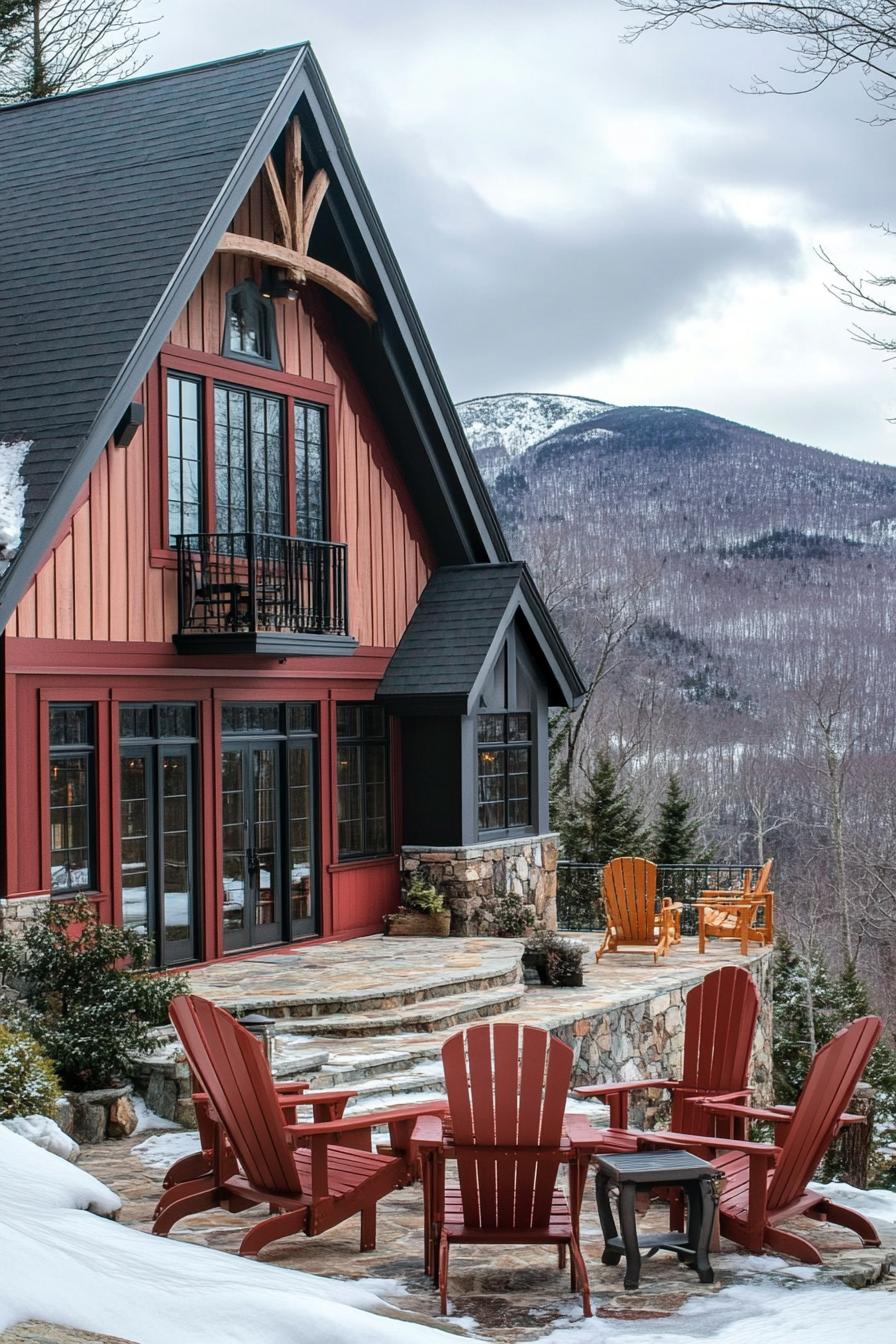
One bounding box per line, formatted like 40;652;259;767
221;742;281;950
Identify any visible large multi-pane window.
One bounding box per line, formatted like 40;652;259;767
214;387;284;537
477;712;531;834
166;374;202;544
49;705;95;893
336;704;389;859
294;402;326;539
119;704;197;966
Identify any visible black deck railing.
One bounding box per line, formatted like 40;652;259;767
557;861;755;936
176;533;349;639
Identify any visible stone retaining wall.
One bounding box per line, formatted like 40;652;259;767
0;892;51;940
548;947;774;1118
401;834;559;935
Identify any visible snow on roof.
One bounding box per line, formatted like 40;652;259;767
0;440;30;561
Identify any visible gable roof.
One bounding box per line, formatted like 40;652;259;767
377;564;585;710
0;44;582;709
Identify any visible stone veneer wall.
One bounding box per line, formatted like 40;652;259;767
552;947;775;1115
401;834;559;935
0;893;51;939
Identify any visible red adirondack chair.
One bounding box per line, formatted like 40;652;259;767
576;965;760;1137
159;1019;359;1196
153;994;446;1257
638;1015;884;1263
415;1022;592;1317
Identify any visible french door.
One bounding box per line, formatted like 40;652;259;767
221;705;317;951
120;744;197;967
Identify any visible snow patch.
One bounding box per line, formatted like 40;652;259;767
0;439;29;557
132;1093;182;1133
132;1129;200;1172
808;1179;896;1223
458;394;613;484
0;1118;118;1216
2;1114;80;1163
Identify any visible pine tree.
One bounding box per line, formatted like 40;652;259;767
651;773;702;865
582;752;648;864
772;933;835;1104
832;961;896;1125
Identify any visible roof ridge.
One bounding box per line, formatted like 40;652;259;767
0;42;308;113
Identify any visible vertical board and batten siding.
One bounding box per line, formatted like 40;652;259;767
9;177;435;648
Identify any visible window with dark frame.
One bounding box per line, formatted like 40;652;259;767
336;704;390;859
477;712;532;834
294;401;326;540
214;386;284;538
222;280;280;367
49;705;96;894
166;374;202;545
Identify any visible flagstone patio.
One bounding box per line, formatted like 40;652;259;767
68;1132;896;1343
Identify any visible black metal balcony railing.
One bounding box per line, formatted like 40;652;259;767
176;533;349;641
557;861;755;936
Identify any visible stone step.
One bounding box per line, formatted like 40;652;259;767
273;984;526;1038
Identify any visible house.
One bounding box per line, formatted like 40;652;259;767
0;45;583;967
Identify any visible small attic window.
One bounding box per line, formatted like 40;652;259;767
222;280;280;368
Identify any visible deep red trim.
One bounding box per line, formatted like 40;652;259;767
5;637;394;679
161;343;338;397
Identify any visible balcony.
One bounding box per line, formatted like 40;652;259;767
174;533;356;656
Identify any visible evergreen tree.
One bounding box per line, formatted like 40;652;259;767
651;773;703;865
831;960;896;1125
583;752;648;864
772;933;835;1104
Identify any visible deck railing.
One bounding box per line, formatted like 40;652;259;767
556;860;755;936
176;532;349;639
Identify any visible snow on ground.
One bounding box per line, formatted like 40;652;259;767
808;1180;896;1224
2;1114;79;1162
0;439;30;556
132;1093;181;1133
132;1129;200;1172
0;1119;470;1343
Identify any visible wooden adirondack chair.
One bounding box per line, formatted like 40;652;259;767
596;856;682;962
153;994;446;1257
576;965;760;1136
414;1022;592;1317
697;859;774;956
638;1015;884;1263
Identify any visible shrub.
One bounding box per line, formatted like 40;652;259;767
401;875;445;916
523;930;588;985
493;893;528;937
0;899;188;1090
0;1024;61;1120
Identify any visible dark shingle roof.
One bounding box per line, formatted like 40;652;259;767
378;563;583;708
0;46;303;537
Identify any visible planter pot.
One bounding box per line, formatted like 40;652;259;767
384;908;451;937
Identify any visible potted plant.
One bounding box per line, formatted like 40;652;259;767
523;930;588;987
384;876;451;937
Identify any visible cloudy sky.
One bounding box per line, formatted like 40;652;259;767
143;1;896;464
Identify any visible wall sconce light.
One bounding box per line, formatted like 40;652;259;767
113;402;145;447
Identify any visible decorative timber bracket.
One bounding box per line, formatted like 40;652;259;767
216;116;377;325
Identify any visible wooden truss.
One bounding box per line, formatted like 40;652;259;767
216;117;377;324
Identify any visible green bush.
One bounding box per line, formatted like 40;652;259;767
0;899;188;1091
0;1024;61;1120
493;892;528;937
401;876;445;916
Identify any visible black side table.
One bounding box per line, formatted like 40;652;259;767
594;1150;723;1290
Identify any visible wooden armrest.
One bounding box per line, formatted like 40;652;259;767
565;1114;607;1148
273;1080;310;1094
288;1088;358;1105
697;897;755;908
288;1099;448;1140
575;1079;678;1099
640;1129;781;1159
412;1113;446;1147
697;1100;791;1124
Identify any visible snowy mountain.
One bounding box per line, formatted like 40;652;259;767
457;393;613;486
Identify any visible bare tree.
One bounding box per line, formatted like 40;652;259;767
0;0;156;104
615;2;896;364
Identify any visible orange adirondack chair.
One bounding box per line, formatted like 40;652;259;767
639;1015;883;1263
698;859;774;956
597;856;681;962
415;1022;592;1317
576;965;760;1136
153;994;446;1256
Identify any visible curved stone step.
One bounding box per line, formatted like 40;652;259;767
277;984;525;1037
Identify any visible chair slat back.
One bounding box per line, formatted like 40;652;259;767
602;857;658;945
675;966;759;1131
768;1015;882;1211
169;995;301;1197
442;1022;572;1232
751;859;773;898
